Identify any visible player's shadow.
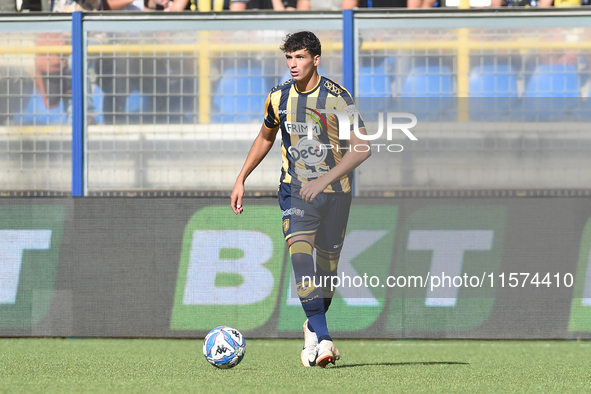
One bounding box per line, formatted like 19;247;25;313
333;361;468;369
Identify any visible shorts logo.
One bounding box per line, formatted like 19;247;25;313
324;80;343;95
282;208;305;218
283;219;290;234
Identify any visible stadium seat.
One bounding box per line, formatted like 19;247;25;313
14;85;106;125
400;65;455;121
468;64;518;121
359;66;392;97
211;67;271;123
90;84;105;124
358;66;392;114
13;88;68;125
125;89;148;122
522;64;579;121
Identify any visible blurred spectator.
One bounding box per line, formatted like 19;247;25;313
406;0;436;7
310;0;340;9
51;0;143;11
1;0;47;11
103;0;144;10
161;0;309;11
33;33;70;119
342;0;410;9
542;0;580;5
32;32;105;125
489;0;580;7
230;0;310;10
51;0;101;11
488;0;537;5
161;0;236;12
18;0;44;11
49;0;143;127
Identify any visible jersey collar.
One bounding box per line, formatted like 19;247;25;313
294;75;322;95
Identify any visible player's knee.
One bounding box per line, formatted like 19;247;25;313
289;240;315;287
289;240;313;256
316;252;340;273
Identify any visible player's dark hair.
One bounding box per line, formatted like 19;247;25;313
280;31;321;57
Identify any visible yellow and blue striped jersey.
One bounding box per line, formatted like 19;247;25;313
263;76;364;193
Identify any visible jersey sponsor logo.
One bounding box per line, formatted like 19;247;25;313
324;80;343;95
288;137;328;166
278;109;296;115
285;121;321;136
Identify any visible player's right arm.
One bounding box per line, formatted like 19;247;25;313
230;123;279;214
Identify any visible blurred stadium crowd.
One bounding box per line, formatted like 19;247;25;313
1;0;588;13
0;1;588;192
0;0;589;128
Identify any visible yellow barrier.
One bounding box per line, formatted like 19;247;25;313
457;28;470;120
3;36;587;124
198;31;211;124
2;38;587;55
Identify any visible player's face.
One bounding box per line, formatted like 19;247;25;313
285;49;320;82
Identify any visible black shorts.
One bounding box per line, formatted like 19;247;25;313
278;182;352;254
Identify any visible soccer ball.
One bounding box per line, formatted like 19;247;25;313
203;326;246;369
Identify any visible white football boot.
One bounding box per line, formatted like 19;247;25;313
315;340;340;368
300;319;318;367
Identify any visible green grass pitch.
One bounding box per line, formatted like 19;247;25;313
0;338;589;392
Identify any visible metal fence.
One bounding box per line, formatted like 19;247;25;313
84;15;343;193
354;11;591;193
1;10;591;195
0;18;72;193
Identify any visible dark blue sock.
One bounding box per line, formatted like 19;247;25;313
308;312;331;342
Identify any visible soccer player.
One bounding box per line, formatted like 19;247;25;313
230;31;371;368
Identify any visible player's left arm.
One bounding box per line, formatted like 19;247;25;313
299;127;371;203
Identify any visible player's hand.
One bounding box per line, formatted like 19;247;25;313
230;183;245;214
300;178;329;203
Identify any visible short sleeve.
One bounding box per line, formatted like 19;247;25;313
263;91;279;129
335;88;365;131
